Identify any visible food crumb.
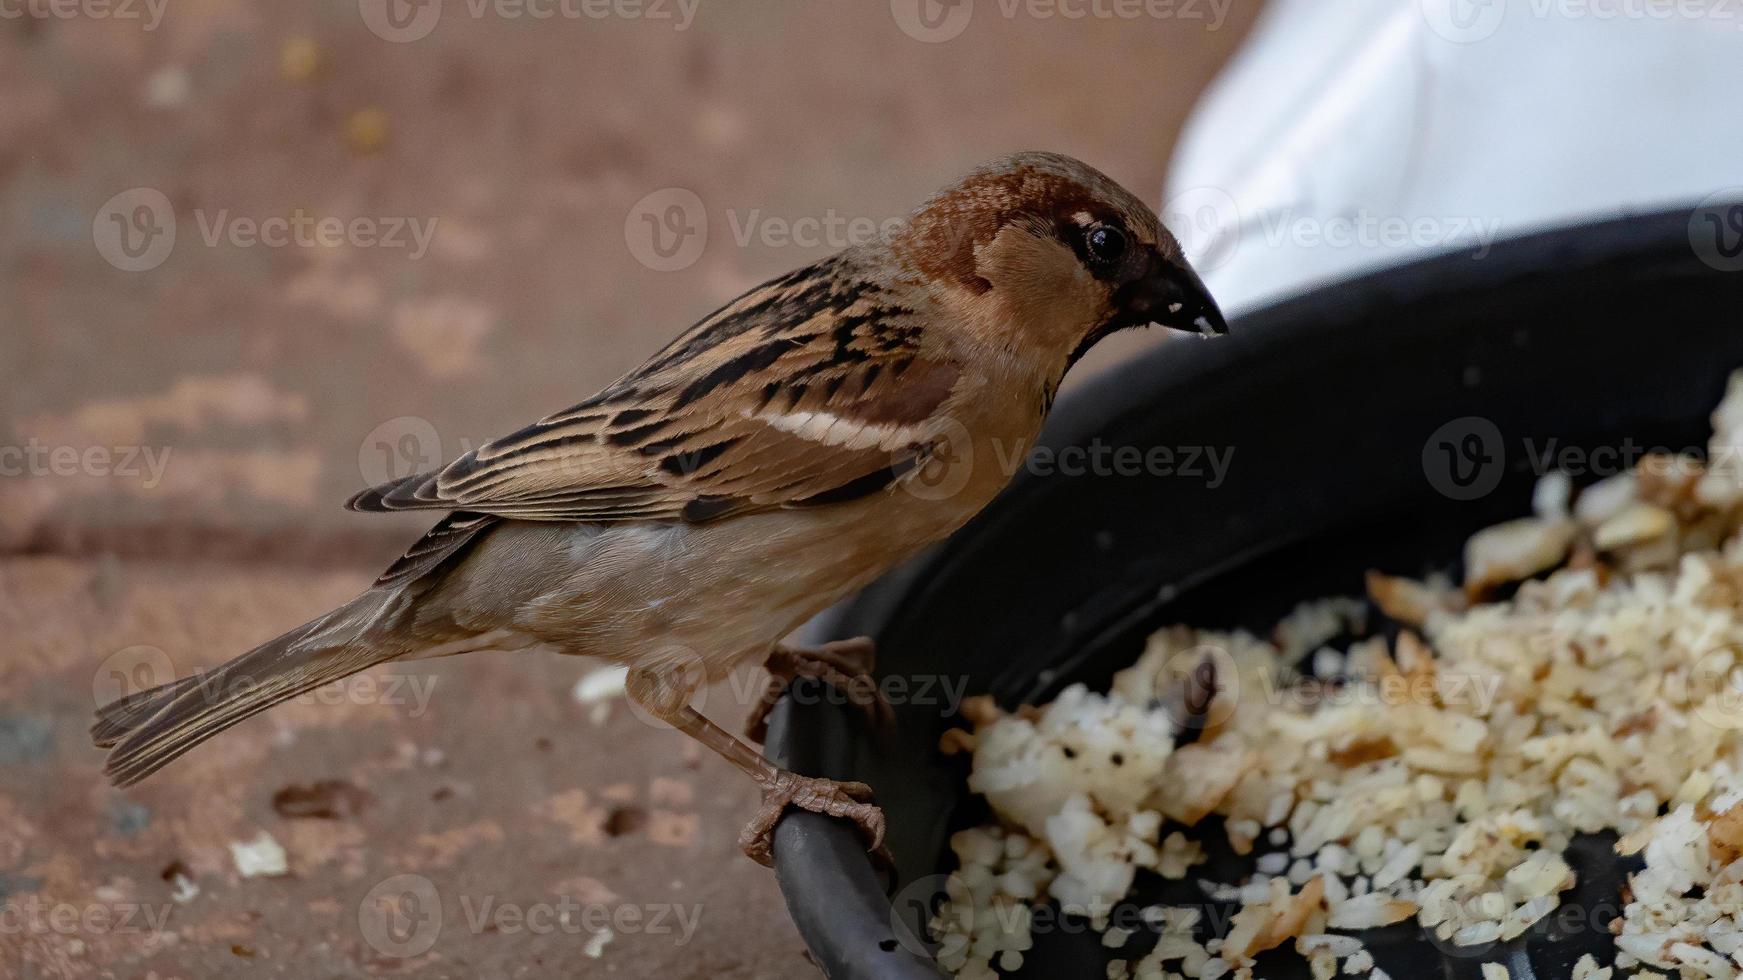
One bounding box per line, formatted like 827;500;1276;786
228;831;289;878
584;927;613;958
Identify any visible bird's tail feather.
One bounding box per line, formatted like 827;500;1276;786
92;673;208;748
94;592;399;787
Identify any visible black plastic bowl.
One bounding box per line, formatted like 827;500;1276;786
766;204;1743;980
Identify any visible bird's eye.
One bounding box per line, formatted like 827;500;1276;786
1085;225;1127;267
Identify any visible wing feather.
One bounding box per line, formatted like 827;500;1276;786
346;256;960;524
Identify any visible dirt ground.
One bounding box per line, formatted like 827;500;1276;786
1;555;821;978
0;2;1259;976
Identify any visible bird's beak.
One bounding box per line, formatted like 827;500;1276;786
1113;252;1229;338
1162;260;1229;337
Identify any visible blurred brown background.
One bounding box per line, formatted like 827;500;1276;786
0;1;1259;976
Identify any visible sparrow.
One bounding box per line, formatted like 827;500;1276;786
91;151;1226;866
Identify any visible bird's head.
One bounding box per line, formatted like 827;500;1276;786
896;151;1226;373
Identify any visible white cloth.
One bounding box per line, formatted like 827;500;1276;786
1165;0;1743;312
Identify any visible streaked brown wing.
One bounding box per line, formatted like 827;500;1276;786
348;256;961;524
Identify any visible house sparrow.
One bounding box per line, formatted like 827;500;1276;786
91;151;1226;866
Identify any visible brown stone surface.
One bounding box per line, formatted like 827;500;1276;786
0;2;1259;977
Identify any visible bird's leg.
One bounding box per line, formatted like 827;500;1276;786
625;667;886;868
744;636;893;743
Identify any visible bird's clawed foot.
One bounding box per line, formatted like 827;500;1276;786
739;770;888;868
744;636;893;743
